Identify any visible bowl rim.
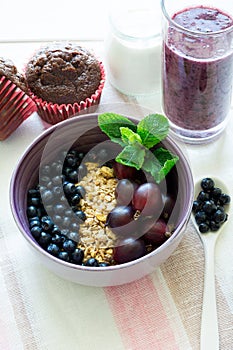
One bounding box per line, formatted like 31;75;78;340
10;112;194;272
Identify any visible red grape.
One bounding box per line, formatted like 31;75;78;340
161;194;175;221
132;182;163;216
113;237;146;264
115;179;138;206
106;206;134;228
143;219;168;245
113;162;137;180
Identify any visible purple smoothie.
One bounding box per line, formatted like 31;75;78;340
163;6;233;131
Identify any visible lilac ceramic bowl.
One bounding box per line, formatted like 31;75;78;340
10;113;193;287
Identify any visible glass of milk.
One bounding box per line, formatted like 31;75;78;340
104;1;162;96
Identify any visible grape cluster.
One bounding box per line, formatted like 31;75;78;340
106;162;175;264
192;178;230;233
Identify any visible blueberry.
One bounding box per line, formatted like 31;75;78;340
41;218;54;231
74;210;86;222
65;155;79;168
75;185;86;199
212;209;226;223
71;248;84;264
29;218;41;228
63;167;72;178
202;200;217;215
99;262;110;267
85;258;99;267
201;178;215;191
39;232;52;247
30;226;42;239
209;221;221;231
51;225;61;235
51;234;66;247
78;152;84;160
27;206;38;218
63;239;77;253
63;182;76;196
192;200;202;213
27;188;40;198
67;170;79;183
210;187;222;200
28;197;41;207
195;211;207;225
197;191;210;202
219;193;231;205
70;194;81;206
199;222;209;233
47;243;60;256
58;251;70;262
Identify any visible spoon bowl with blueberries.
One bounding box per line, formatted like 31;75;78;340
192;177;231;350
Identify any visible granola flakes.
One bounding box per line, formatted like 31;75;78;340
76;162;118;264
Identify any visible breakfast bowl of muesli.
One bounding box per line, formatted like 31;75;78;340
10;112;193;286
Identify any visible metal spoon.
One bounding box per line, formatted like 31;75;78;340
192;177;230;350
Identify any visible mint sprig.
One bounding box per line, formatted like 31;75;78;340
98;112;179;183
98;113;137;147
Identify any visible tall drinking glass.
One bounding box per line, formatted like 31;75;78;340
161;0;233;144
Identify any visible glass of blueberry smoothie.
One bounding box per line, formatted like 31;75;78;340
161;0;233;143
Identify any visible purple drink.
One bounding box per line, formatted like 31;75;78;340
162;5;233;142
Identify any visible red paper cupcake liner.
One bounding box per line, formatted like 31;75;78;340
0;76;37;141
29;61;106;125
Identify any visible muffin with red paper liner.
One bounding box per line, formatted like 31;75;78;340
24;42;105;125
0;57;37;141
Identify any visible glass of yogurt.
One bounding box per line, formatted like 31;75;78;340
161;0;233;144
104;1;162;96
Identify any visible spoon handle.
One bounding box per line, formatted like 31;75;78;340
200;236;219;350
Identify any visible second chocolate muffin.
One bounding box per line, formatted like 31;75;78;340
25;42;102;105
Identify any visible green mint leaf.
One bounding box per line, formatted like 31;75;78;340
142;149;163;183
142;147;179;183
116;144;145;170
120;127;142;145
98;113;137;146
137;114;169;148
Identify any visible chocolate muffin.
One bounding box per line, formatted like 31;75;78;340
25;42;102;105
0;57;36;141
0;57;28;92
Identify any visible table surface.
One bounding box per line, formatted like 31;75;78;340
0;40;233;350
